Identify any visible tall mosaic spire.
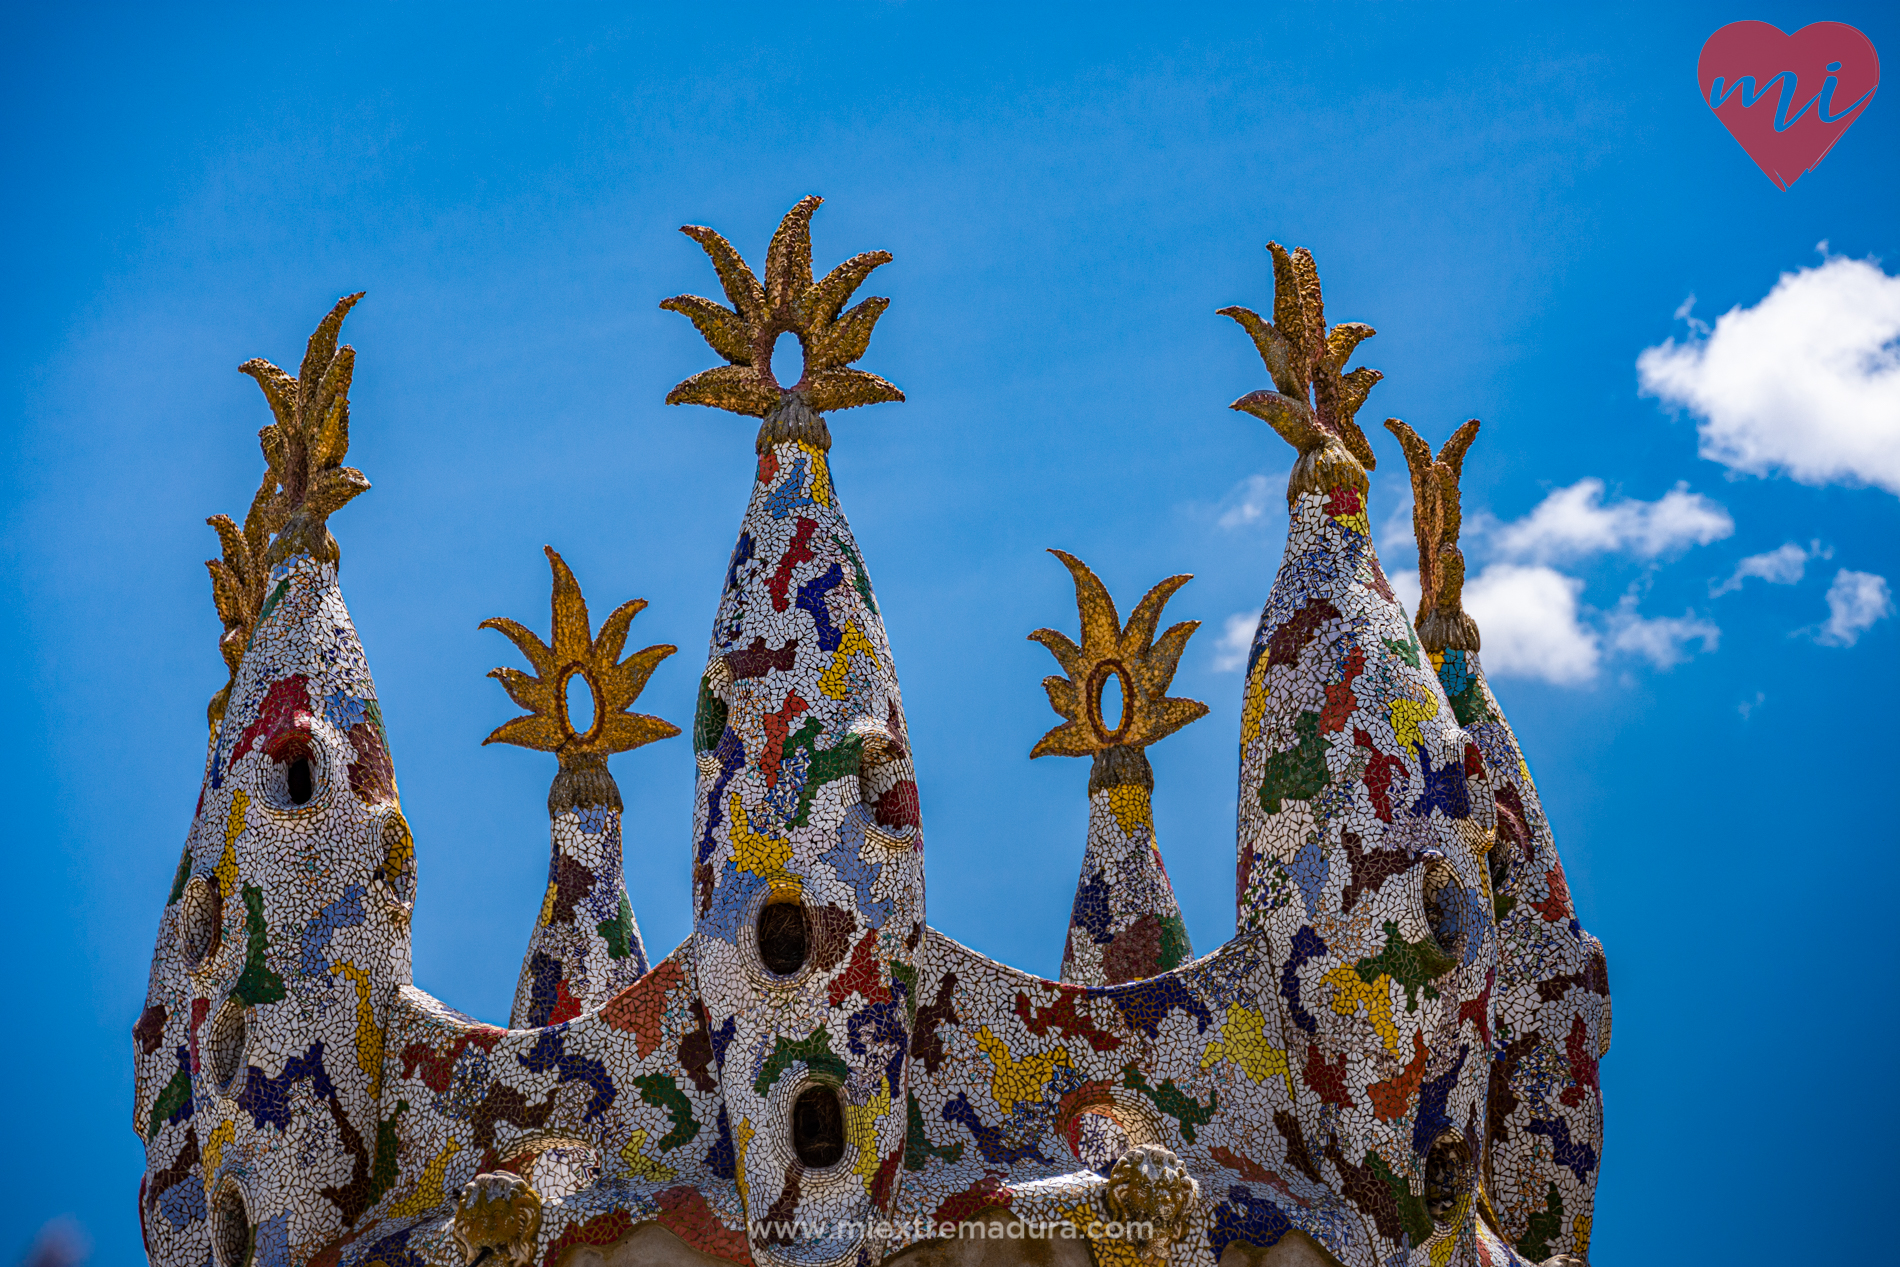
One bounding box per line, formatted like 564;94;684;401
137;297;422;1267
668;196;924;1267
1223;246;1501;1257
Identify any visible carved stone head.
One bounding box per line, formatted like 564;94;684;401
452;1172;543;1267
1103;1145;1201;1263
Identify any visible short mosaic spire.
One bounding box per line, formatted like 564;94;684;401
480;546;677;1028
1027;550;1203;987
1390;418;1610;1262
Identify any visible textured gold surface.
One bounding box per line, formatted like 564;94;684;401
1387;418;1482;652
661;195;904;431
1028;550;1207;759
481;546;680;769
1220;245;1382;502
202;464;284;729
239;293;371;566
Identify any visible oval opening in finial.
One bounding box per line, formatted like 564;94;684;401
1087;660;1135;745
769;331;805;391
563;668;598;739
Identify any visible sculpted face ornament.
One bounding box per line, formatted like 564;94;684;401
1103;1145;1200;1263
452;1173;543;1266
133;208;1606;1267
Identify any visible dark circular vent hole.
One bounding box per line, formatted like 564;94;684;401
791;1084;845;1169
212;1185;252;1267
1487;838;1511;894
1422;862;1465;966
287;757;313;805
757;901;809;976
1424;1136;1471;1224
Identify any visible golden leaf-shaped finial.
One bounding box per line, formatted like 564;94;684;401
1219;245;1382;502
661;195;904;444
480;547;681;769
203;465;287;729
239;293;370;565
1028;550;1208;759
1387;418;1482;652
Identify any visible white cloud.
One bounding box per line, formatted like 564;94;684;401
1212;611;1257;671
1217;474;1276;530
1487;478;1732;562
1638;254;1900;494
1463;564;1599;685
1816;570;1892;646
1711;540;1829;595
1604;596;1720;668
1389;567;1422;621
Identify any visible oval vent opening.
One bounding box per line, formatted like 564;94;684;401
791;1084;846;1169
211;1184;252;1267
1424;1135;1472;1226
207;1000;248;1091
757;900;809;977
179;877;222;969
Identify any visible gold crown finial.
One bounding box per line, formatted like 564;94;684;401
1028;551;1208;762
660;195;904;448
1219;245;1382;502
480;547;680;772
1387;418;1482;652
239;293;370;565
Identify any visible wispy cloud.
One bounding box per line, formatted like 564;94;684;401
1484;478;1732;562
1211;610;1257;671
1711;540;1829;595
1389;567;1422;620
1638;252;1900;495
1815;570;1892;647
1216;474;1277;531
1604;596;1720;668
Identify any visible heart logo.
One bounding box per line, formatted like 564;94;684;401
1698;21;1880;189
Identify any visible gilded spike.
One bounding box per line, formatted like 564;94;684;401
1387;417;1483;651
236;292;370;565
1220;245;1381;503
202;466;284;728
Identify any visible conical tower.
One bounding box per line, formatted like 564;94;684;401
479;545;676;1031
1027;550;1203;988
1222;248;1499;1260
1389;418;1609;1263
665;197;923;1267
134;296;422;1267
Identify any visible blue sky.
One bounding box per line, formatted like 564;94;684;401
3;5;1896;1264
